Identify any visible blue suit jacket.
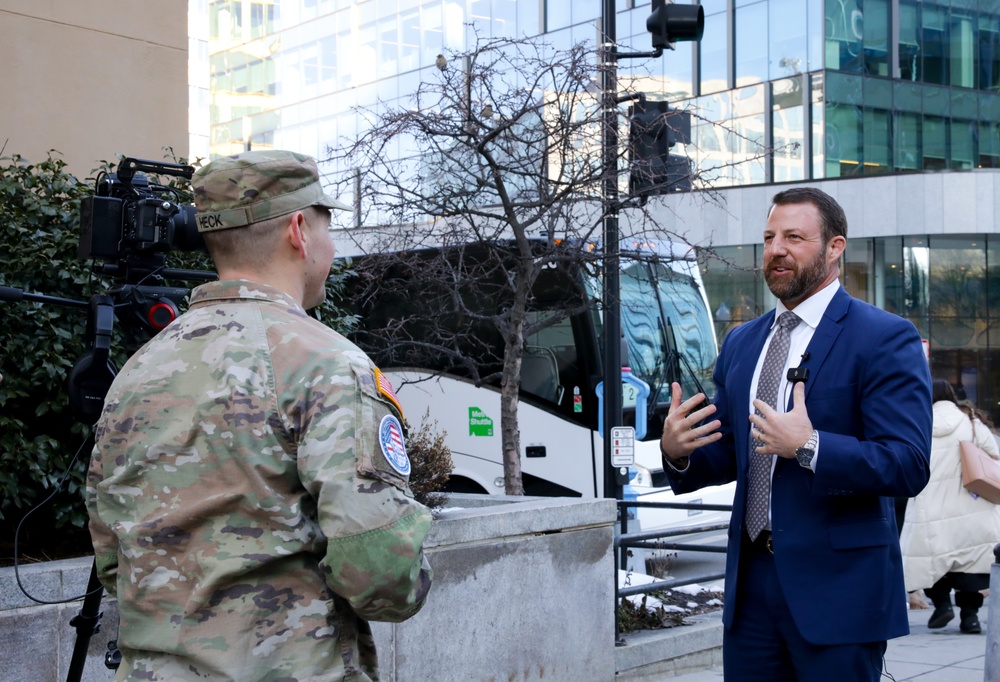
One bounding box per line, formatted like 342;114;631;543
667;287;931;645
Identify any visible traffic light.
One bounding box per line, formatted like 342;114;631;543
646;0;705;50
628;99;692;198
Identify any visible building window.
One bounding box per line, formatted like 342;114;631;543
772;77;805;181
700;7;729;95
950;9;975;89
824;73;863;177
699;245;763;344
979;14;1000;92
842;239;874;302
899;0;919;81
735;1;767;87
863;0;889;76
825;0;864;72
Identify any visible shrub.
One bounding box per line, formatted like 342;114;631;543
404;411;453;509
0;152;99;545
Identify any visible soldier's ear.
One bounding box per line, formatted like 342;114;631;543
285;211;309;260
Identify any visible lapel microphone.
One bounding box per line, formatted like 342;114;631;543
787;351;810;384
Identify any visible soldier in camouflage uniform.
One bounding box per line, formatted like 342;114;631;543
86;150;433;681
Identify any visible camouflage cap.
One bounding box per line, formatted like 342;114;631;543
192;150;351;233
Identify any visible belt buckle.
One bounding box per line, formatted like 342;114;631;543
765;534;774;554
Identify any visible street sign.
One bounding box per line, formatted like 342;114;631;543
610;426;635;467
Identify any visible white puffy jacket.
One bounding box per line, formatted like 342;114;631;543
900;400;1000;591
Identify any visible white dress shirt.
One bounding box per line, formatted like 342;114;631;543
749;279;840;525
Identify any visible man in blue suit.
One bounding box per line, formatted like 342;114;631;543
661;187;931;681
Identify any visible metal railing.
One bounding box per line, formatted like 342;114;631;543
613;499;733;642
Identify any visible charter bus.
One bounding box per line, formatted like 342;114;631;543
339;239;735;530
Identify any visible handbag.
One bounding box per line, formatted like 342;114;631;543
959;419;1000;504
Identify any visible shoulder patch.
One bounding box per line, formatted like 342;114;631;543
379;414;411;476
374;368;404;419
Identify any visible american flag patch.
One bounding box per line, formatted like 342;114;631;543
374;368;403;418
379;415;411;476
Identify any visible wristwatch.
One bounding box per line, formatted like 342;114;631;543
796;430;819;469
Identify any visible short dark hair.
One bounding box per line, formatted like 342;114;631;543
931;378;957;405
770;187;848;243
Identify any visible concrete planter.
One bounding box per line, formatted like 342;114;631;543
0;494;618;682
0;555;116;682
372;494;618;681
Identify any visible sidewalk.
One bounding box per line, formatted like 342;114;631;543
667;605;987;681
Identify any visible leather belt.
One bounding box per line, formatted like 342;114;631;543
749;529;774;555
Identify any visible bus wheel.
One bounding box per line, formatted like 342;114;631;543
443;477;488;495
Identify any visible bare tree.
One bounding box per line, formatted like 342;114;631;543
327;34;746;496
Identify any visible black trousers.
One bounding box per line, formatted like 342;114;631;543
924;572;989;611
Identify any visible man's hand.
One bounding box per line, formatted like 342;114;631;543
749;382;813;459
659;381;722;462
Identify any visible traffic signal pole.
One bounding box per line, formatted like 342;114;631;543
600;0;625;503
603;0;704;645
599;1;704;503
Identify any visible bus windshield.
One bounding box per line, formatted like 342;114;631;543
619;258;717;413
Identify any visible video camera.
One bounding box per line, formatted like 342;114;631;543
71;157;217;368
78;157;203;262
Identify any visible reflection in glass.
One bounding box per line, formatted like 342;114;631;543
863;0;889;76
825;100;862;177
923;115;947;170
952;119;975;169
769;0;807;80
904;238;930;321
929;237;986;319
899;0;919;81
825;0;863;72
735;2;767;87
731;114;766;185
980;14;1000;91
811;73;825;178
701;11;729;95
772;78;805;181
921;4;947;85
863;108;890;173
842;239;873;302
951;11;975;88
894;112;921;170
699;245;762;344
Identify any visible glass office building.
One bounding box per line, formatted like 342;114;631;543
203;0;1000;420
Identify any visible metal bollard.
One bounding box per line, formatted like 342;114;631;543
986;544;1000;681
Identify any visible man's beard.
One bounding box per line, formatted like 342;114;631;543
764;247;828;302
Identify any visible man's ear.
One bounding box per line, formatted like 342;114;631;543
827;235;846;263
286;211;309;260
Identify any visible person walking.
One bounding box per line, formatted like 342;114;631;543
659;187;932;681
900;379;1000;634
86;150;433;680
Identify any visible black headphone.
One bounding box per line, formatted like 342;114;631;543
67;295;118;424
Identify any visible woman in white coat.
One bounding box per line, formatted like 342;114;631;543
900;379;1000;634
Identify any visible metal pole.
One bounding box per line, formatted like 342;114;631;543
601;0;628;648
601;0;624;504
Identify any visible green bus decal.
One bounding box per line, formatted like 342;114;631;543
469;407;494;436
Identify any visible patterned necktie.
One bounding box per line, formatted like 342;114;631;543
746;311;801;541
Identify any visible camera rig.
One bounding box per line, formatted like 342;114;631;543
75;157;215;356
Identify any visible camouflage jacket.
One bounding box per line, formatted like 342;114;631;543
86;280;433;681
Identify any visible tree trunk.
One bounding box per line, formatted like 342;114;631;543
500;266;532;496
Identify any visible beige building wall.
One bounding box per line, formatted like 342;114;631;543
0;2;188;180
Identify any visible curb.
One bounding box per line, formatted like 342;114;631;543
615;611;724;679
